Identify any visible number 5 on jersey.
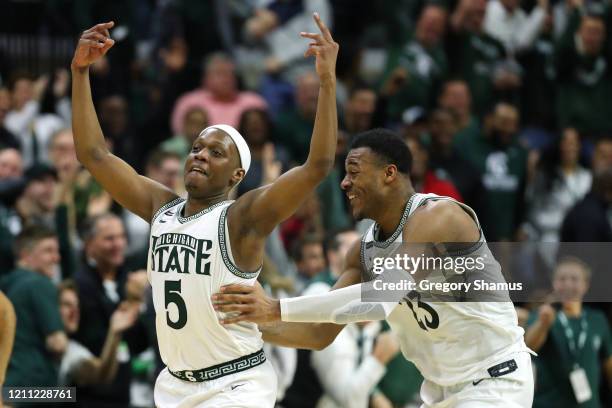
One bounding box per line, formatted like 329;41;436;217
165;280;187;329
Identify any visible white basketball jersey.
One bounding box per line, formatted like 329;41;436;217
148;198;263;372
361;193;530;386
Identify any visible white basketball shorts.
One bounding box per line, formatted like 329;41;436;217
154;359;278;408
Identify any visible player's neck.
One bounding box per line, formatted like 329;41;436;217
376;191;414;240
562;301;583;317
184;194;228;217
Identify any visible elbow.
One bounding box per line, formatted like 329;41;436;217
304;159;334;181
76;146;108;166
312;335;335;351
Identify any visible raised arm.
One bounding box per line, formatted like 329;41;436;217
230;13;339;236
71;22;176;222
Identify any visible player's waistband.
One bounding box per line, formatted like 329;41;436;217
168;349;266;383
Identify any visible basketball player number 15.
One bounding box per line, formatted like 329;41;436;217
165;280;187;329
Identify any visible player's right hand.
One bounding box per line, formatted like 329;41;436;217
300;13;338;81
212;282;281;325
71;22;115;70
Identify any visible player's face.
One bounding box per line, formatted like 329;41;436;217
341;148;384;220
184;129;242;199
59;289;80;334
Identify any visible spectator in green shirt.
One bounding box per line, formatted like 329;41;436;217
447;0;516;116
460;102;527;241
526;257;612;408
0;225;67;387
380;4;449;121
438;79;481;147
275;71;319;164
556;9;612;137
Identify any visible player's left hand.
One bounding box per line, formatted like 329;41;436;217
301;12;338;81
212;282;281;325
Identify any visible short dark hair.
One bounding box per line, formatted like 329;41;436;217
349;128;412;174
146;149;181;171
324;227;355;254
291;234;323;262
58;279;79;297
80;213;122;242
13;224;56;257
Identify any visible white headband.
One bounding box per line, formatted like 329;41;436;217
199;124;251;174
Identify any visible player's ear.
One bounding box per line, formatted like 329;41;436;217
384;164;398;183
229;168;245;188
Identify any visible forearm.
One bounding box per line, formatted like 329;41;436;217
304;77;337;177
260;321;342;350
524;321;551;352
96;329;122;383
70;68;110;164
280;284;396;325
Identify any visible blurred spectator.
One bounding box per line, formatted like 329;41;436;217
0;87;20;150
0;148;23;180
484;0;548;54
290;234;326;294
171;53;267;133
306;228;360;292
0;226;66;387
428;107;483;209
448;0;514;115
58;280;139;387
340;84;377;138
380;4;448;120
143;150;182;193
561;168;612;242
525;257;612;408
438;79;481;147
242;0;331;112
98;95;138;168
591;138;612;174
74;213;148;407
524;128;592;245
556;10;612;136
399;106;429;142
406;136;463;201
5;72;68;167
280;192;323;256
0;290;15;408
517;10;557;138
282;322;400;408
236;108;290;196
160;106;208;157
275;71;319;163
16;164;58;229
460;102;527;240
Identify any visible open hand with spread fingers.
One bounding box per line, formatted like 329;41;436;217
301;12;339;82
71;21;115;71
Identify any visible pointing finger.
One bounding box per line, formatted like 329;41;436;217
313;12;333;42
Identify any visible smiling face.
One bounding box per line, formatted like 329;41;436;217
184;129;244;199
341;147;389;221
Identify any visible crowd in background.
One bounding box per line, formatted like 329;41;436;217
1;0;612;407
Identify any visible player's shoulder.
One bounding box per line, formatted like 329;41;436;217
405;198;478;242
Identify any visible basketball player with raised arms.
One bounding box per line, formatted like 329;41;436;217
70;14;338;407
213;130;535;407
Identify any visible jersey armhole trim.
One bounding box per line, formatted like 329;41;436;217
151;197;184;224
218;206;261;279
